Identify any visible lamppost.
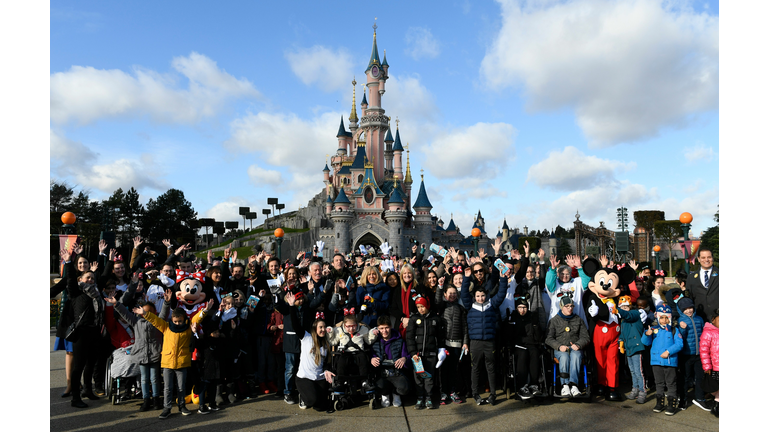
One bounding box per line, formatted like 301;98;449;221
471;227;481;256
274;228;285;261
679;212;693;274
653;245;661;272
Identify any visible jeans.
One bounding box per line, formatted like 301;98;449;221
139;362;161;398
284;353;299;395
163;368;188;409
626;353;645;391
554;349;582;386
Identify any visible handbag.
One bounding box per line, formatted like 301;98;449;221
65;309;85;342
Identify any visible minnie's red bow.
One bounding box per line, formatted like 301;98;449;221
450;265;463;274
344;307;355;315
655;270;665;276
114;254;123;263
316;312;325;320
144;262;156;269
176;269;206;283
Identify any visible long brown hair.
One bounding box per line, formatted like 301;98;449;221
310;319;329;366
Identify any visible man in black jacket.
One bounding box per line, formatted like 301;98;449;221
686;248;718;322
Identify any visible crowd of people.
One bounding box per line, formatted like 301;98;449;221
50;236;719;421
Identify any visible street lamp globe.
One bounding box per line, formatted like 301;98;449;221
274;228;285;238
679;212;693;224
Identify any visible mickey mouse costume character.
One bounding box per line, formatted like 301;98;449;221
581;258;637;401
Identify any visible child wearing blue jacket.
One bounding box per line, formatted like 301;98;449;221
617;295;649;404
641;303;684;416
675;297;709;412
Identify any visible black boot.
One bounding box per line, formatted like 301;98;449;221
665;396;678;416
153;396;163;410
216;384;227;405
82;387;99;401
140;398;152;412
653;395;665;413
607;388;622;401
71;395;88;409
712;401;719;418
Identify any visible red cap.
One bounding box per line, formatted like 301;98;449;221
415;297;429;309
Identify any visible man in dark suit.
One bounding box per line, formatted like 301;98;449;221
685;248;718;322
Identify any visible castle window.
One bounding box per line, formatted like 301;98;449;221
358;174;364;184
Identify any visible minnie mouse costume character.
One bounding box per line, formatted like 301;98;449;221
175;269;210;320
581;258;637;401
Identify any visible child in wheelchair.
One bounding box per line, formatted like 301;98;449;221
326;311;377;409
545;296;590;397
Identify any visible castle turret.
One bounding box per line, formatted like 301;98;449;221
384;127;394;172
412;174;433;247
330;187;354;254
393;125;404;180
385;176;407;257
502;218;510;243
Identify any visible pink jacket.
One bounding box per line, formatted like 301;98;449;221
699;322;719;372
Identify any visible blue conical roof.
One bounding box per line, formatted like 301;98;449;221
496;230;502;238
502;218;509;230
323;163;330;172
351;144;367;169
413;179;432;209
336;116;346;138
382;51;388;67
366;32;381;72
388;186;404;204
361;91;368;106
326;194;333;203
385;128;394;143
446;219;457;231
334;187;350;204
393;128;404;151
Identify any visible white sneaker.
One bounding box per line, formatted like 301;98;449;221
392;394;402;407
570;386;581;397
561;384;571;397
381;395;391;408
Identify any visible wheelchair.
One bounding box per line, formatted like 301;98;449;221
328;348;377;411
104;345;142;405
546;346;593;402
502;343;550;401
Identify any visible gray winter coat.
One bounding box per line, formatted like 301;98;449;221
113;302;163;364
545;313;590;351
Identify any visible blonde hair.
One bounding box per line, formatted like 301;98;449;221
360;266;381;285
399;263;419;291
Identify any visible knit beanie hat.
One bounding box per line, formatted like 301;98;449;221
559;296;573;308
515;297;529;308
656;303;672;317
415;296;429;309
677;297;694;312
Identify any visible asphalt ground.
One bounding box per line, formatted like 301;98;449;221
50;330;719;432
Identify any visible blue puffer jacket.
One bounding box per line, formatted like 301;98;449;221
356;282;390;328
461;275;509;341
641;325;684;367
617;308;645;357
676;305;705;355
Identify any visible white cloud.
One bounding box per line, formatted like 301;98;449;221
684;143;715;162
405;27;441;60
248;165;283;186
205;198;262;225
448;178;508;203
285;46;355;92
481;0;719;146
526;146;636;191
421;122;517;180
50;130;168;193
51;52;261;125
226;111;342;207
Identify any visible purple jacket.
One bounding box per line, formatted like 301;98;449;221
371;331;410;369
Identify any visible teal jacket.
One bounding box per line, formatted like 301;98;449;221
617;309;645;357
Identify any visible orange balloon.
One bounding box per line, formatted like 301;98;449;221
61;212;76;225
679;212;693;224
471;228;481;237
653;245;661;252
274;228;285;238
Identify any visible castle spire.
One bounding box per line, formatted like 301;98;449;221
404;144;413;184
349;77;359;124
366;19;381;72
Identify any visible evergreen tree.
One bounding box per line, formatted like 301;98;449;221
141;189;198;245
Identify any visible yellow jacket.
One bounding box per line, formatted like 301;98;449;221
143;308;206;369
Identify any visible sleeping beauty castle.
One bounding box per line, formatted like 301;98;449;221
284;24;493;258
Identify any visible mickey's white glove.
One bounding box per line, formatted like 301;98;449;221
588;300;599;317
436;348;448;368
380;242;390;256
639;309;648;323
316;240;325;253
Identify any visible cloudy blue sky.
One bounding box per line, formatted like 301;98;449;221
48;0;720;237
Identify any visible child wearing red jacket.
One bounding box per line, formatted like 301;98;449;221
699;309;719;418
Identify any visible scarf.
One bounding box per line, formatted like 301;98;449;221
220;307;237;322
169;321;189;333
81;282;105;327
557;310;576;321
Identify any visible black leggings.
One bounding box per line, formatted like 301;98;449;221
71;327;100;399
336;351;370;378
296;377;329;410
514;344;541;386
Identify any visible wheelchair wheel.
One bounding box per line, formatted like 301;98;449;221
334;399;343;411
369;398;376;410
105;355;114;402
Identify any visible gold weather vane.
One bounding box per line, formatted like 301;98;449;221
396;117;399;129
373;17;377;33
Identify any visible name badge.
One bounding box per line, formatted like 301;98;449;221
564;327;570;332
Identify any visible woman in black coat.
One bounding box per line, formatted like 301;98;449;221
68;268;106;408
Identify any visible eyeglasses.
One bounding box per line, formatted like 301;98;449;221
473;270;484;274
